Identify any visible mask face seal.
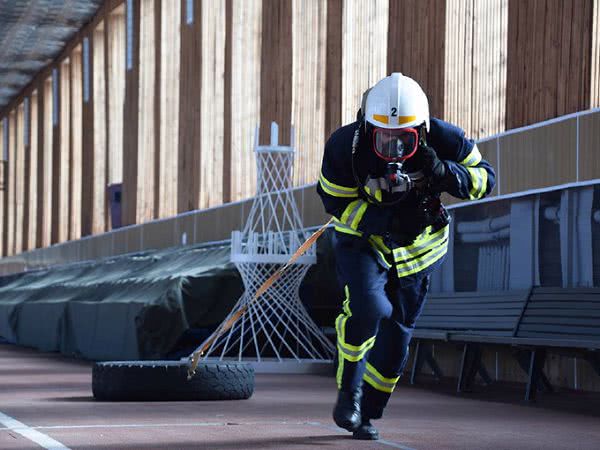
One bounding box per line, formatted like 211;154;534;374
372;127;419;162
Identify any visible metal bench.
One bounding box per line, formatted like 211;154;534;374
411;290;531;393
411;287;600;400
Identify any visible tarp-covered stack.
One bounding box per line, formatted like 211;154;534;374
0;244;244;360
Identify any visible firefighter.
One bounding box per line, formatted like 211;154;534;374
317;73;496;440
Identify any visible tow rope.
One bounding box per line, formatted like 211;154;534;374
187;218;333;379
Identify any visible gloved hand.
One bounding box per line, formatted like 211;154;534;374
417;145;446;180
414;145;458;194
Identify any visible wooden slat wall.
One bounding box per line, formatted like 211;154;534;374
15;104;25;254
292;0;327;187
70;47;83;240
136;0;157;222
229;0;261;202
107;5;125;186
388;0;446;121
92;22;107;234
341;0;389;125
444;0;507;138
4;0;600;256
177;0;202;213
199;1;225;208
27;93;38;250
260;0;293;146
506;0;594;129
157;0;180;218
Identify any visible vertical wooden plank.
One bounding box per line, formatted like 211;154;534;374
222;0;233;204
50;68;61;244
158;0;180;217
70;46;83;240
107;4;126;187
153;0;161;220
260;0;293;144
292;0;327;186
229;0;261;202
592;0;600;107
123;0;141;226
28;92;38;249
178;0;202;212
6;111;15;255
82;34;95;236
15;104;25;253
21;100;31;251
325;0;342;139
42;79;54;247
137;0;157;222
93;22;107;233
200;1;226;208
342;0;389;125
0;119;5;256
57;59;71;243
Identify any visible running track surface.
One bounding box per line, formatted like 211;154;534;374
1;344;599;449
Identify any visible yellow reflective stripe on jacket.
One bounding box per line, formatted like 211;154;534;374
393;226;449;261
319;171;359;198
396;239;448;277
362;362;400;393
466;166;489;199
459;145;482;167
338;199;368;231
333;219;363;237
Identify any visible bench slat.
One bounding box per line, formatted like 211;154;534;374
521;317;600;326
518;324;600;336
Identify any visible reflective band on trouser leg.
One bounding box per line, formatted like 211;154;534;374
466;166;488;200
318;171;359;198
362;362;400;394
459;145;482;167
335;286;376;388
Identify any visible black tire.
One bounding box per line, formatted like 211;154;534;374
92;360;254;401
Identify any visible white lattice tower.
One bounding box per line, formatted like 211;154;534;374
201;123;335;364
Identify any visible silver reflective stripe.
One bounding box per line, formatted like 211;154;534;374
365;367;398;390
343;201;364;227
319;176;358;197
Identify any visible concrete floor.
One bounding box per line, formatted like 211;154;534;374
1;343;599;449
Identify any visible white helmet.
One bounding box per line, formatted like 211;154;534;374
360;73;429;161
362;73;430;131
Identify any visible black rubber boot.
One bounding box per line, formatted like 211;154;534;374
332;388;362;431
353;418;379;440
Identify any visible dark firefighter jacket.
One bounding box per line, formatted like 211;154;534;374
317;117;496;276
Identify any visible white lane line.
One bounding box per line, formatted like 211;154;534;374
0;411;71;450
306;421;417;450
0;418;416;449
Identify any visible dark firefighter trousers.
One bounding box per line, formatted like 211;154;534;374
334;232;443;419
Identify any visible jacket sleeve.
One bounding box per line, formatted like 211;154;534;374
316;130;391;236
429;118;496;200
